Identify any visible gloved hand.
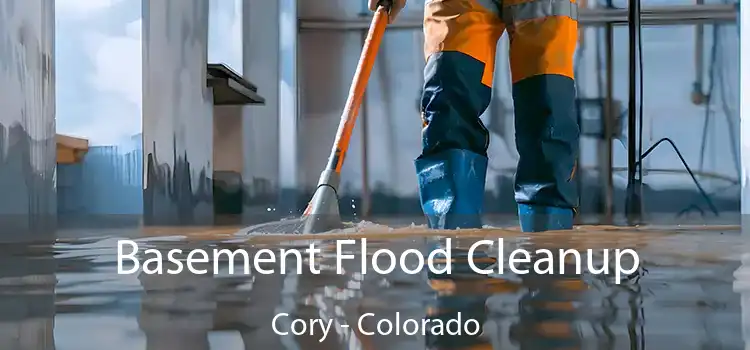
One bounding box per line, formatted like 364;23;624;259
368;0;406;23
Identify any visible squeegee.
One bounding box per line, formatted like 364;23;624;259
242;1;392;234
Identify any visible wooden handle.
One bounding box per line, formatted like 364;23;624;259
324;6;389;173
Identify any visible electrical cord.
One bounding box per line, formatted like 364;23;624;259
637;138;719;215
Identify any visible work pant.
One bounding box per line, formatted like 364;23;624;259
420;0;580;212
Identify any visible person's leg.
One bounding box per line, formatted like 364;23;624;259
504;0;580;232
418;0;505;230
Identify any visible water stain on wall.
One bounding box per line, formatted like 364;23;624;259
0;0;56;242
144;138;213;225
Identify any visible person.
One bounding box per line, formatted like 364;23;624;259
369;0;580;232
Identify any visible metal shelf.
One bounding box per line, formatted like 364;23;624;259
206;63;265;106
299;4;737;31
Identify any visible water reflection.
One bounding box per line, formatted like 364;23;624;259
508;240;587;350
0;228;743;349
0;242;57;350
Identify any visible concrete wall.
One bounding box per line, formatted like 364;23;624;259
0;0;56;240
213;108;243;173
55;0;274;226
0;0;58;324
213;106;243;216
278;0;299;213
738;1;749;347
55;0;249;225
208;0;302;223
741;0;749;215
142;0;214;225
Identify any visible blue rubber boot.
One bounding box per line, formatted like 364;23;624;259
518;204;574;232
415;149;488;230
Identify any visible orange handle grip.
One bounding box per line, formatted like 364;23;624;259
324;6;389;173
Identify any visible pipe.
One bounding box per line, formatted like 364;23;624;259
602;5;615;224
743;0;750;216
692;0;706;105
625;0;642;224
360;94;371;219
299;4;737;31
360;30;371;219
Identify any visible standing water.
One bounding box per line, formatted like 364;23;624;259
0;223;743;349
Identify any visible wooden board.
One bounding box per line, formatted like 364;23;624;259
56;134;89;164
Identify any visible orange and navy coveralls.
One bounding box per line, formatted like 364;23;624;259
415;0;580;232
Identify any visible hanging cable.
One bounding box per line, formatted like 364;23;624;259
638;138;720;216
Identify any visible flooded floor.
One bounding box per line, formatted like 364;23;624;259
1;223;745;350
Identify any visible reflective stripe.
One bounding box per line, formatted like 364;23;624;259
503;0;578;27
425;0;501;16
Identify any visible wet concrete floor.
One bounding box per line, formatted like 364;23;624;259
0;223;745;349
